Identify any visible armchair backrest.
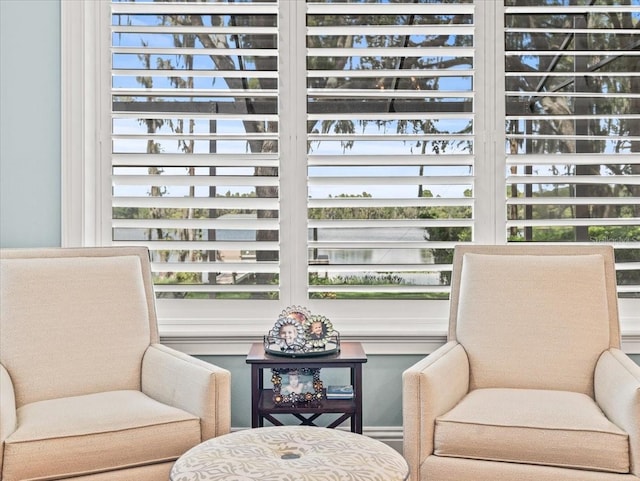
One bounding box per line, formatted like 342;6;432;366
0;247;159;408
449;245;620;397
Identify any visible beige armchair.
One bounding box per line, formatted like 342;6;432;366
403;245;640;481
0;247;231;481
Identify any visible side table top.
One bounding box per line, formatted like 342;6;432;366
246;341;367;364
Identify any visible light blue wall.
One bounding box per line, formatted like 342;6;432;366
0;0;61;248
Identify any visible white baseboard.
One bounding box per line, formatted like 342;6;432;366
362;426;404;453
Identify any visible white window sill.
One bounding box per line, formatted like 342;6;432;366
159;298;640;355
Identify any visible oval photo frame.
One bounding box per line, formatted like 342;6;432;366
304;315;334;348
280;305;311;325
270;316;306;350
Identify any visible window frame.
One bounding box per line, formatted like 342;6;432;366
62;0;640;355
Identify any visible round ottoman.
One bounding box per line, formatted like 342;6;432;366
170;425;409;481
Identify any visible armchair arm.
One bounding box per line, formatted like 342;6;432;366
0;364;17;475
141;343;231;441
594;348;640;476
402;341;469;481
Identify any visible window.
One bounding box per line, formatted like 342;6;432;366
63;0;639;349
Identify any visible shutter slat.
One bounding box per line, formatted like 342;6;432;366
507;175;640;185
112;132;279;141
153;284;277;294
507;197;640;206
113;25;276;35
507;93;640;99
309;154;473;167
307;3;474;15
309;264;453;274
310;91;473;99
113;89;277;98
152;262;279;274
113;70;279;79
309;176;473;186
507;218;640;227
505;5;640;13
309;198;472;208
308;133;473;142
113;240;278;251
506;134;640;142
310;47;474;57
113;47;277;57
308;70;473;79
506;28;639;34
309;219;472;229
112;153;278;168
112;175;278;187
308;113;473;121
506;154;640;165
308;25;474;35
113;218;278;230
112;3;277;15
308;285;450;293
112;197;279;210
310;241;461;250
506;71;640;78
506;114;640;120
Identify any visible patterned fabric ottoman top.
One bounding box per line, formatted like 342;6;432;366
170;425;409;481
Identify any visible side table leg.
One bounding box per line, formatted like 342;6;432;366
353;364;363;434
251;365;261;428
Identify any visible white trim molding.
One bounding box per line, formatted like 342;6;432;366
160;331;640;356
61;0;111;248
61;1;95;247
161;298;640;355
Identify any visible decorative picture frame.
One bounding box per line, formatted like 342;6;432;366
303;314;335;348
269;317;306;350
263;306;340;357
280;305;311;325
271;368;323;405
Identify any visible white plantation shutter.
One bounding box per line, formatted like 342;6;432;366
305;1;476;300
110;0;280;299
64;0;638;339
503;3;640;296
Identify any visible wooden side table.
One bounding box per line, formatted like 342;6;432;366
246;341;367;433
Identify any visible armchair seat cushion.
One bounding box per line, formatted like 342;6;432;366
434;388;629;474
3;390;200;481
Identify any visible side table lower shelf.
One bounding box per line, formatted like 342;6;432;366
258;389;357;430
